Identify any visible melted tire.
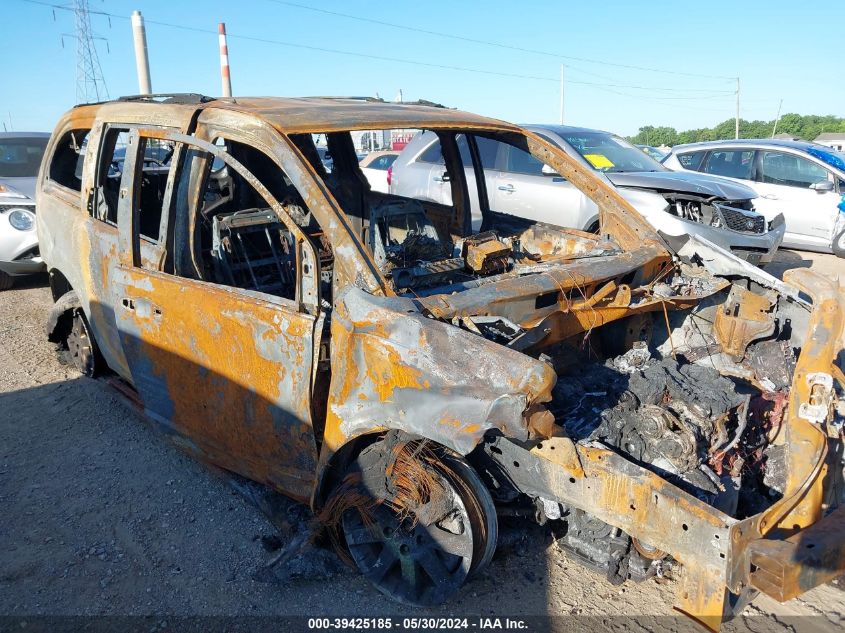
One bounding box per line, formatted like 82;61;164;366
66;309;100;377
436;450;498;578
338;438;496;606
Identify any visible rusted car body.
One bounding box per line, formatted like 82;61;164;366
36;95;844;628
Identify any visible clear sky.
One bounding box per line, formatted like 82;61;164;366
3;0;843;136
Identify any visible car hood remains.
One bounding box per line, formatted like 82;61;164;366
0;177;36;201
607;170;757;200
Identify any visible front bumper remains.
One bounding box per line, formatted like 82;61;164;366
658;213;785;266
483;266;844;630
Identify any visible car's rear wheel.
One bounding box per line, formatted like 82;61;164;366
337;437;496;606
833;227;845;258
0;271;13;291
66;309;100;377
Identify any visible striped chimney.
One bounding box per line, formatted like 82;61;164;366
218;23;232;97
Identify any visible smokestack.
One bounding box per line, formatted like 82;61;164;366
131;11;152;95
218;23;232;97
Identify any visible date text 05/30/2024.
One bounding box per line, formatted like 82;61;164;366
308;617;529;630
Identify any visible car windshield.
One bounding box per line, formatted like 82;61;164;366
560;132;664;173
0;137;49;178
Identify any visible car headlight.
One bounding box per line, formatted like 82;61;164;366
8;208;35;231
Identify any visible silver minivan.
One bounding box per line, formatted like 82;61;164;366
390;126;785;265
663;139;845;257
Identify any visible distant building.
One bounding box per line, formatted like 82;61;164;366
773;132;802;141
814;132;845;151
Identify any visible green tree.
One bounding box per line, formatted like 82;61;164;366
626;114;845;146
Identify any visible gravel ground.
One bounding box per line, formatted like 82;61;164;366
1;251;844;631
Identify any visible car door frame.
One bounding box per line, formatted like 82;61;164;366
113;124;324;501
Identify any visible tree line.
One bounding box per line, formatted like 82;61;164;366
628;114;845;147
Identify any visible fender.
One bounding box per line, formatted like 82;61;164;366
319;286;556;466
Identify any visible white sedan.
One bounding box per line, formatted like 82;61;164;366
359;150;399;194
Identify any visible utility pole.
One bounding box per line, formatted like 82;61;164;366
71;0;109;103
559;65;565;125
131;11;151;94
218;23;232;97
771;99;784;138
734;77;740;139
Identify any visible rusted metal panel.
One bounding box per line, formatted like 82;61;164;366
713;285;776;359
321;286;556;458
206;96;524;135
113;268;320;501
748;505;845;602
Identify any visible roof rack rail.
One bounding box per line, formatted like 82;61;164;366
116;93;216;104
307;96;386;103
306;96;448;108
400;99;446;108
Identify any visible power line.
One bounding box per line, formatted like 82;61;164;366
265;0;736;81
22;0;739;117
22;0;734;94
71;0;109;103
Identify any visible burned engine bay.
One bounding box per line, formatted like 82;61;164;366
367;197;619;294
463;267;837;585
386;221;835;586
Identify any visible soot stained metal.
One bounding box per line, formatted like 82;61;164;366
36;95;845;629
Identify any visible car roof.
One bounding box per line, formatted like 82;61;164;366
670;138;828;153
0;132;51;139
73;95;521;136
525;124;615;137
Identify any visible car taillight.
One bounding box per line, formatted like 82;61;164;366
387;165;393;187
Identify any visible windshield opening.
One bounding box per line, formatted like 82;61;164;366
560;131;664;174
0;137;49;178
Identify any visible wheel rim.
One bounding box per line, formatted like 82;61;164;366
67;312;94;375
342;473;474;606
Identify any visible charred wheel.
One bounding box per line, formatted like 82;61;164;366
334;434;496;606
66;309;99;377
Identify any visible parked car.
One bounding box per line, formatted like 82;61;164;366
316;145;333;172
391;126;784;266
358;150;398;193
635;144;668;161
37;94;844;625
0;132;50;289
663;139;845;256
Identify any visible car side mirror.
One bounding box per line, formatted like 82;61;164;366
541;164;560;177
810;180;834;193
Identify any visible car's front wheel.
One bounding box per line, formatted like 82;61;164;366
331;435;497;606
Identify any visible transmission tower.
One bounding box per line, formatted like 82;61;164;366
72;0;109;103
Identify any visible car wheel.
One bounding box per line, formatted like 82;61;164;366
337;437;497;606
0;271;13;291
66;309;100;377
833;227;845;258
585;221;600;234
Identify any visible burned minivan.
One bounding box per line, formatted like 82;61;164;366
37;95;844;628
